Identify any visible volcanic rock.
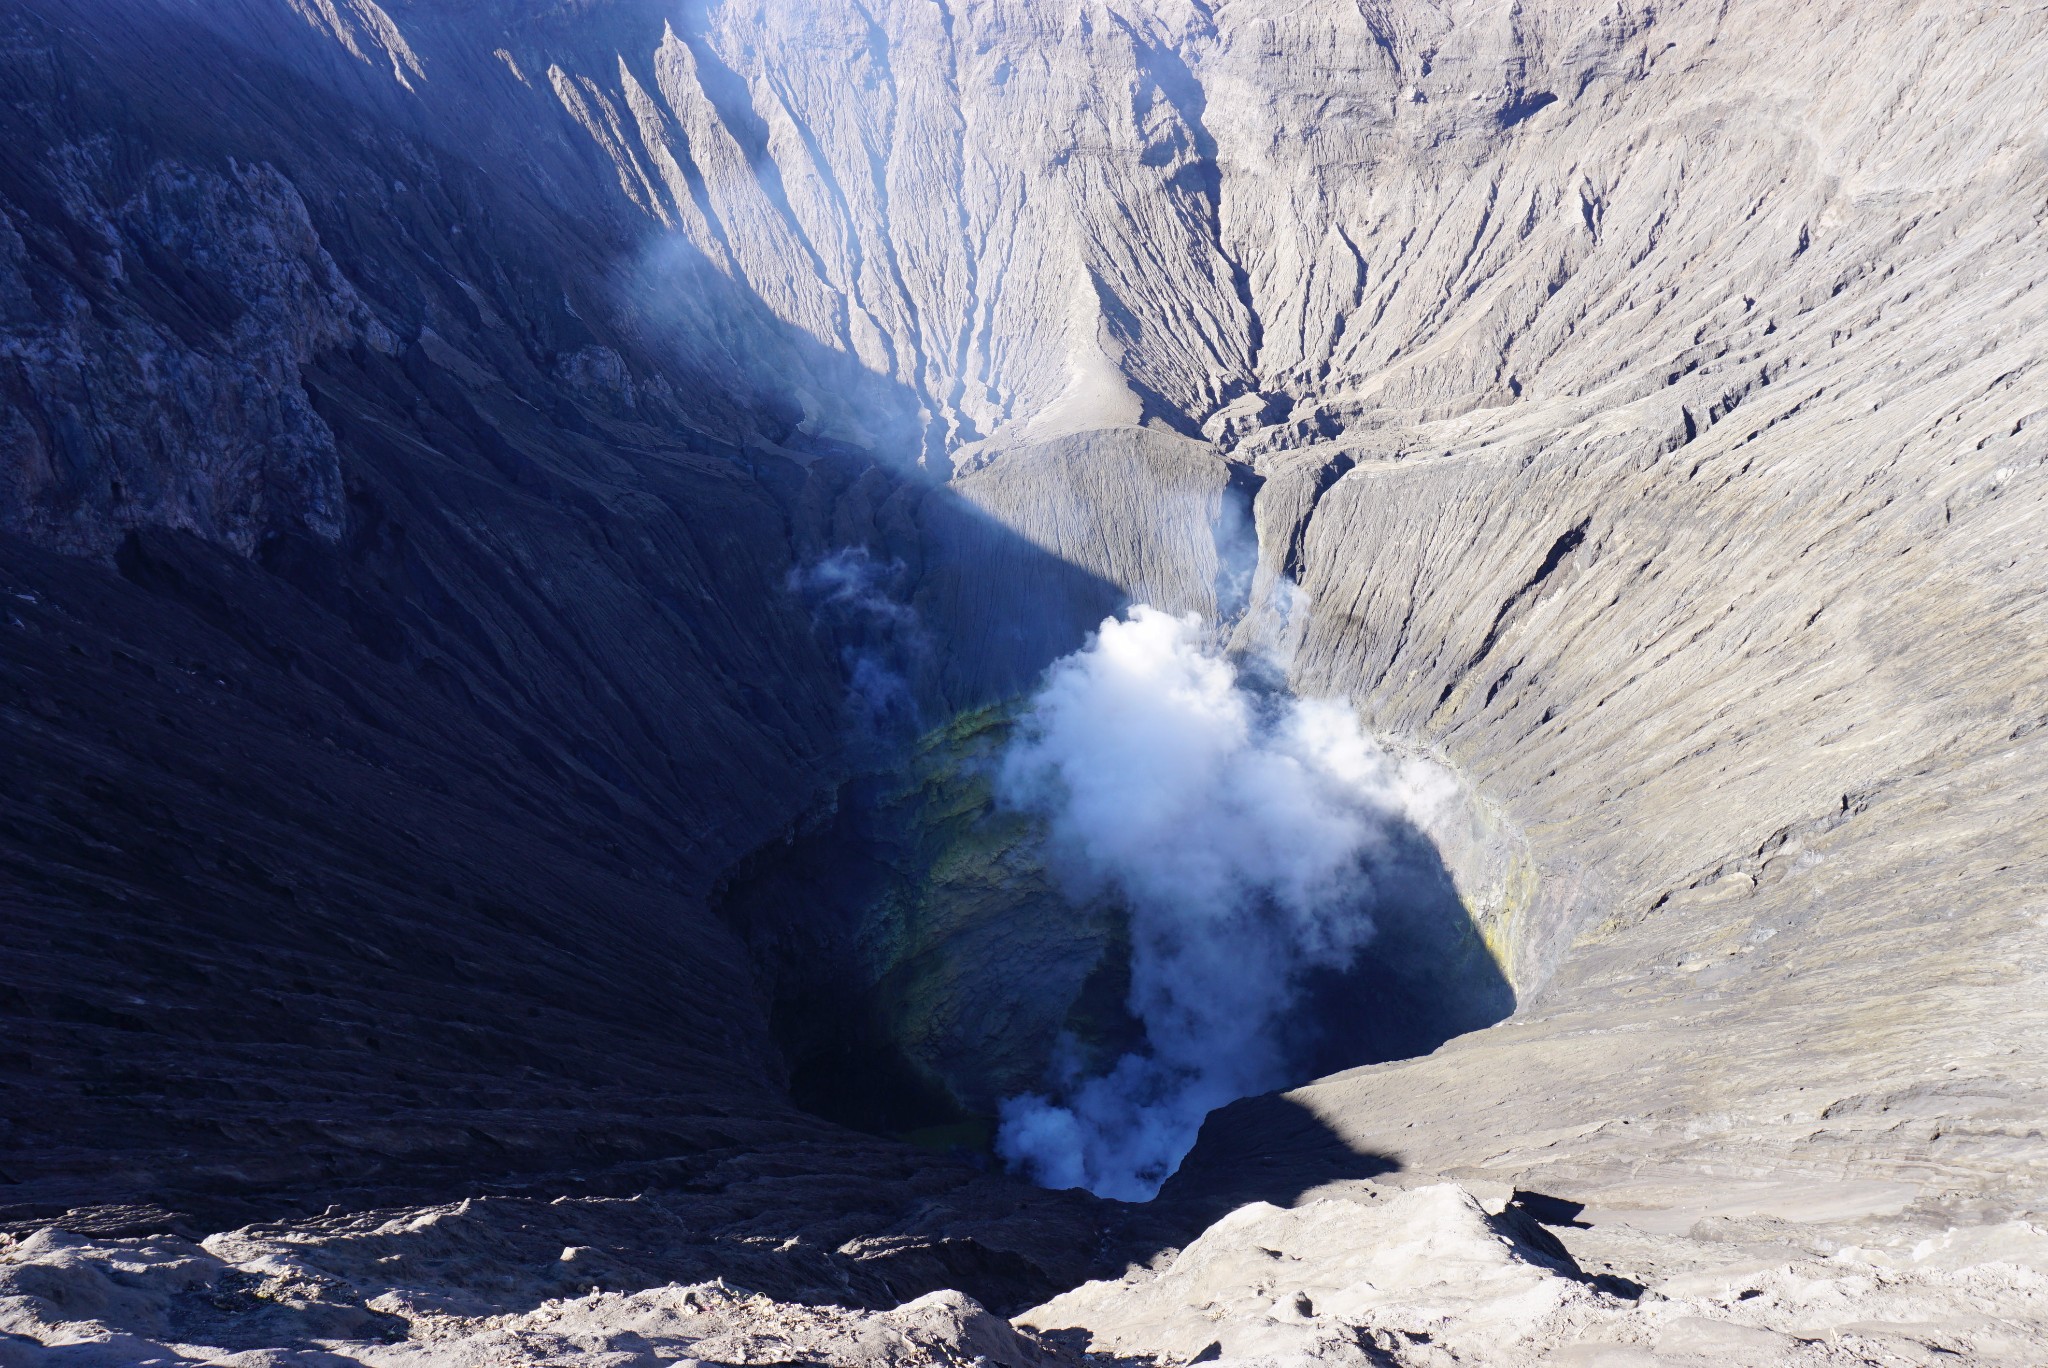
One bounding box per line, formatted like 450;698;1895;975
0;0;2042;1363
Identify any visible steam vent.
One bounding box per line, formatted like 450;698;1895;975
1;0;2045;1362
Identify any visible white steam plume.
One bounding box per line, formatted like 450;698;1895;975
994;605;1437;1200
788;547;926;735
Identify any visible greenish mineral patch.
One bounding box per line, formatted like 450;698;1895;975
856;704;1138;1115
716;704;1138;1138
718;707;1521;1146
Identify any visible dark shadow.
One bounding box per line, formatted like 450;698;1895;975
1124;1100;1636;1300
0;0;1129;1254
1293;816;1517;1075
1512;1190;1590;1228
1497;91;1560;128
1143;1093;1403;1240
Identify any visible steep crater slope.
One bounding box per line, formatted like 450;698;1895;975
0;0;1123;1310
536;0;2047;1223
0;0;2043;1357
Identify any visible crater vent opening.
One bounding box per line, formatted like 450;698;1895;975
714;614;1539;1200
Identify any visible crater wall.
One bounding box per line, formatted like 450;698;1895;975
0;0;2042;1292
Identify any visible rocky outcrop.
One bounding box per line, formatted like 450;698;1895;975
9;1180;2046;1366
1024;1180;2048;1366
0;1221;1059;1366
